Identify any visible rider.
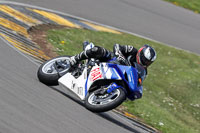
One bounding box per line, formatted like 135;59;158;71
70;41;157;72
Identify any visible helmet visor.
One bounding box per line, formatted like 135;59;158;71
140;52;153;67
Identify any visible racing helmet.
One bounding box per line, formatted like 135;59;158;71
136;45;157;67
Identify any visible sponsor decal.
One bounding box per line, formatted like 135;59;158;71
77;87;83;96
71;81;76;90
90;68;102;81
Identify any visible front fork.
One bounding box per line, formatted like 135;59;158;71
94;82;124;96
106;82;122;93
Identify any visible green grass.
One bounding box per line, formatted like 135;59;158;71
165;0;200;14
47;28;200;133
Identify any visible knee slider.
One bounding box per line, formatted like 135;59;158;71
91;47;99;52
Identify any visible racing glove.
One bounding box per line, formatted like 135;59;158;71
114;44;129;65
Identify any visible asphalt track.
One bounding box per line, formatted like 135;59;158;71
7;0;200;54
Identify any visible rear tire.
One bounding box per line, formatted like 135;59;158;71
85;87;126;112
37;56;71;86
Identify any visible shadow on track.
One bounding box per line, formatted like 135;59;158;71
50;86;140;133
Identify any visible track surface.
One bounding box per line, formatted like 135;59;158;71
7;0;200;54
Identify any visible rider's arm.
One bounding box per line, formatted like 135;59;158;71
113;44;138;58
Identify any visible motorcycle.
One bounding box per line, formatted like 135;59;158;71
37;43;145;112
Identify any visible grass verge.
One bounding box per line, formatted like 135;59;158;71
46;27;200;133
165;0;200;14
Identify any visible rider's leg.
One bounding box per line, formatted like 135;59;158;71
70;46;111;66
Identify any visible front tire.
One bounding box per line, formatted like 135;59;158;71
85;87;126;112
37;56;71;86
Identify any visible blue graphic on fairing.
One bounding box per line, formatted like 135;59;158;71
107;63;143;100
110;68;120;80
85;76;89;96
107;64;138;90
84;63;144;100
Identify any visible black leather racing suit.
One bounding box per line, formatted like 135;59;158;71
72;44;138;65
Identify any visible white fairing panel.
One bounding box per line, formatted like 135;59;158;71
58;68;88;100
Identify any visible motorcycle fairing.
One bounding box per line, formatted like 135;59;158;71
103;63;143;100
85;63;123;92
58;68;88;100
100;63;122;80
59;62;143;101
87;63;142;99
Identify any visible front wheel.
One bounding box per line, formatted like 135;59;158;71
85;87;126;112
37;56;71;86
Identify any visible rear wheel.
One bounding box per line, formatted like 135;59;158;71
85;87;126;112
37;56;71;86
